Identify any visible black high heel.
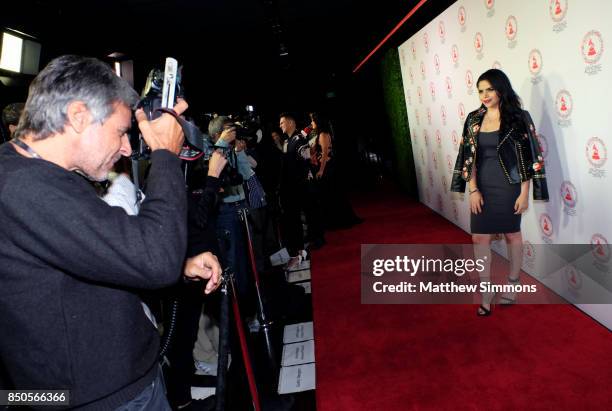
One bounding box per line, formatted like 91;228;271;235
477;304;492;317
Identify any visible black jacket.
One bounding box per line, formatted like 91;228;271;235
450;106;549;201
281;131;310;189
0;145;187;409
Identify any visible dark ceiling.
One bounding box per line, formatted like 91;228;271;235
3;0;455;115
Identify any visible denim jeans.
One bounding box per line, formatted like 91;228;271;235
114;367;171;411
215;200;251;303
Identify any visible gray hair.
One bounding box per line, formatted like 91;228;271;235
207;116;231;140
14;55;139;141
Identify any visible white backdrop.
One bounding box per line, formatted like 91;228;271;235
398;0;612;329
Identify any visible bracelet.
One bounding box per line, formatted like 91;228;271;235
469;188;479;194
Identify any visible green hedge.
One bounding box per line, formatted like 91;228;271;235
380;48;418;197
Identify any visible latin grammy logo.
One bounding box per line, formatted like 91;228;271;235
592;144;600;160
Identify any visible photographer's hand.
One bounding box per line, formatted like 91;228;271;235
135;98;188;155
219;126;236;144
208;150;228;178
184;251;222;294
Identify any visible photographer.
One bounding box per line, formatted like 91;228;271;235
0;55;220;410
208;116;257;306
1;102;24;142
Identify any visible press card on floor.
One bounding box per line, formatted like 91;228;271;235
283;321;314;344
281;340;315;366
286;269;311;283
278;363;316;394
287;259;311;272
296;281;311;294
270;248;290;266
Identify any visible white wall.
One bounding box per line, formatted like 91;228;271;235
398;0;612;329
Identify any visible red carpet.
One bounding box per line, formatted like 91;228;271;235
311;187;611;410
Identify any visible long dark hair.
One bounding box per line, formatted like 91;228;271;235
309;112;332;135
477;69;525;135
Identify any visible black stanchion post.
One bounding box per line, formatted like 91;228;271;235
238;208;276;368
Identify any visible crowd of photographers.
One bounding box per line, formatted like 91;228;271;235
0;55;360;410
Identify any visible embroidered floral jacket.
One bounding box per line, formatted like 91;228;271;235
450;106;549;201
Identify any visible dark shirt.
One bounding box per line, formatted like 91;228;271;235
0;143;187;409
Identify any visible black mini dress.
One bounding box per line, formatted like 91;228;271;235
470;130;521;234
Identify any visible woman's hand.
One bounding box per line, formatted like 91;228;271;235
514;192;529;214
316;169;324;179
470;191;484;214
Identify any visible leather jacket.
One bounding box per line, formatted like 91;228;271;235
450;106;549;201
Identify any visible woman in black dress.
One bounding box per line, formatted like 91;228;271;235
309;112;362;230
451;69;549;316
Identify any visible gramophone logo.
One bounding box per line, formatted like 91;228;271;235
445;76;453;99
582;30;604;74
591;234;610;263
452;201;459;221
492;61;502;70
415;109;420;125
474;32;484;56
586;137;607;169
451;130;460;151
565;265;582;291
484;0;495;17
409;66;414;84
458;6;467;30
539;213;554;238
560;181;577;214
550;0;568;23
428;170;434;188
406;88;412;106
420;149;425;165
438;21;446;43
528;49;543;76
537;134;548;160
523;241;536;269
423;129;429;146
506;15;518;43
420;61;426;79
451;44;459;67
437;194;444;213
458;103;466;123
555;90;573;120
582;30;603;64
434;54;441;75
424;32;430;53
432;151;438;169
430;81;436;101
427;107;432;125
417;86;423;104
446;154;454;172
435;129;442;147
465;70;474;94
442;175;448;192
441;105;447;125
411;41;417;60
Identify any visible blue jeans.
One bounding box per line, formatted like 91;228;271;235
114;367;171;411
216;200;251;302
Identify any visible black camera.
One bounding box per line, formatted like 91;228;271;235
129;58;206;161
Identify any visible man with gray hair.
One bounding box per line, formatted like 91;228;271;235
0;55;221;410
